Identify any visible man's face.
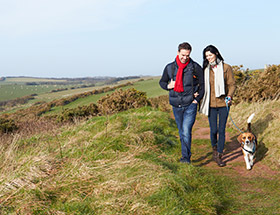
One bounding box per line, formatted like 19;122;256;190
177;49;191;64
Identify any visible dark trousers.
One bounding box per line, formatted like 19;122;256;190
208;107;229;153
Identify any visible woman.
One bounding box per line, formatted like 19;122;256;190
200;45;236;167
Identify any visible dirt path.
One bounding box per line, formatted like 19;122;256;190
168;109;279;213
192;114;278;178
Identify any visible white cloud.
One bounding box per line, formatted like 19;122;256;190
0;0;150;36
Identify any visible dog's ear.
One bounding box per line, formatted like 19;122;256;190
253;134;257;145
237;134;243;143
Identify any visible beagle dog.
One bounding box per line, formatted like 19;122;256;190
237;113;257;170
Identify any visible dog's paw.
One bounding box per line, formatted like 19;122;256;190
246;166;252;170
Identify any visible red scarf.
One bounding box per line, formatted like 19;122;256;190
174;55;190;92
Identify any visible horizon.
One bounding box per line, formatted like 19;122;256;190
1;75;154;79
2;66;267;79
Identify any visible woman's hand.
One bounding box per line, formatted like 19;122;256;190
225;96;232;105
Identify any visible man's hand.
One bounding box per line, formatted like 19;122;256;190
167;80;175;89
192;92;199;104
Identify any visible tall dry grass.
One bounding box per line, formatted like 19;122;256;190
230;99;280;168
0;107;231;214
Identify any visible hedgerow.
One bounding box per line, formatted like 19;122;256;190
0;117;18;134
234;64;280;103
97;88;151;115
57;103;99;122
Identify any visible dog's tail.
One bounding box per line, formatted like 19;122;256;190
247;113;255;132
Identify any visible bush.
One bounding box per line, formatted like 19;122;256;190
97;88;151;115
232;65;249;85
57;103;99;122
234;64;280;103
0;95;35;107
149;95;172;113
0;118;18;134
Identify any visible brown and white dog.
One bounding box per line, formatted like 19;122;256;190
237;113;257;170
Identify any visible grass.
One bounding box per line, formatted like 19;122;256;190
0;84;64;102
132;78;168;98
230;99;280;169
0;77;164;116
44;77;166;115
2;77;69;83
1;106;279;214
1;72;280;214
0;107;235;214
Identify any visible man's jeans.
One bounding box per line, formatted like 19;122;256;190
173;103;197;162
208;107;229;153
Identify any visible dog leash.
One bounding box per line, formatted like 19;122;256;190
225;98;257;153
225;97;244;134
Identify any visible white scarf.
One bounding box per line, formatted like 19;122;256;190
200;60;225;116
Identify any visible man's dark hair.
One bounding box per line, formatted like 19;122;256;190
178;42;192;52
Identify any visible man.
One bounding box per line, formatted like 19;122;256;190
159;42;204;163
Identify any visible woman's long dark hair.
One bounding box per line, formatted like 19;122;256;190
202;45;224;70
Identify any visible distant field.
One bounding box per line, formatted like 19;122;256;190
32;85;104;103
0;76;166;115
3;77;68;83
134;78;168;97
0;83;81;102
0;77;85;102
0;77;153;102
32;77;150;104
45;77;167;115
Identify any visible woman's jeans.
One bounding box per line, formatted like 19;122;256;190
208;107;229;153
173;103;197;162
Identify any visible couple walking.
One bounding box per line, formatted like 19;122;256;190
159;42;236;167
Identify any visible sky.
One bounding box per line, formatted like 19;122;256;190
0;0;279;78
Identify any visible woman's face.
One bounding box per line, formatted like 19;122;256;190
205;51;217;63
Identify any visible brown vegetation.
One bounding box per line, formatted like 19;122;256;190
234;65;280;103
0;87;151;141
149;95;171;113
57;103;99;122
0;95;36;107
97;88;151;115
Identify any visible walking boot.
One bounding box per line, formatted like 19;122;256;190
216;153;226;167
212;146;218;162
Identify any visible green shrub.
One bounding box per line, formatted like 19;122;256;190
57;103;99;122
232;65;248;85
97;88;151;115
0;118;18;133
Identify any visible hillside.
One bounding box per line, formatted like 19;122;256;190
1;66;280;214
0;76;144;104
0;76;165;115
1;101;280;214
0;107;228;214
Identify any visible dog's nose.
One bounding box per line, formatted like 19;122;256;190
245;140;250;144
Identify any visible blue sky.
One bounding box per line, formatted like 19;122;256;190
0;0;279;78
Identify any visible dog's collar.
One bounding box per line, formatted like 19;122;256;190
241;140;256;154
